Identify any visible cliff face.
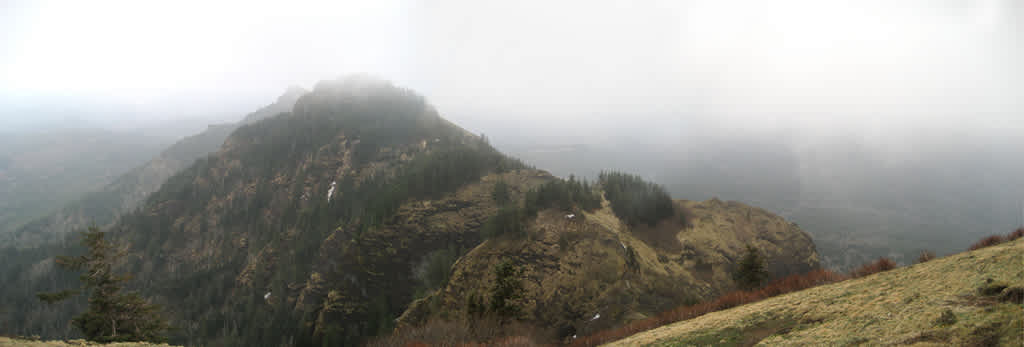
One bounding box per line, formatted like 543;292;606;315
404;197;820;337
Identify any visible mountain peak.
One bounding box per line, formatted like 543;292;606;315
277;85;307;104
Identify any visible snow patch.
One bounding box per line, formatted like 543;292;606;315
264;292;271;300
327;181;337;202
590;313;600;321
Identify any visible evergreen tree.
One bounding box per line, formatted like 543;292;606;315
492;179;511;205
37;227;169;343
732;245;769;290
488;260;524;320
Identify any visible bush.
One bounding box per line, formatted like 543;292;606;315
916;250;936;263
934;309;957;325
732;245;769;290
849;257;897;278
967;235;1006;251
1007;227;1024;241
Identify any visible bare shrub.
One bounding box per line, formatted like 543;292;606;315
1007;227;1024;241
916;250;936;264
849;257;897;278
967;235;1006;251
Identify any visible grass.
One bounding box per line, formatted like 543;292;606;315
602;238;1024;346
0;337;175;347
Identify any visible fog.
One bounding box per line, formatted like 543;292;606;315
2;1;1022;266
2;1;1020;140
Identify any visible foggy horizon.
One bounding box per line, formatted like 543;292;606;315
1;0;1020;148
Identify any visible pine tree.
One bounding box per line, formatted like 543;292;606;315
37;226;169;342
732;245;769;290
488;260;524;320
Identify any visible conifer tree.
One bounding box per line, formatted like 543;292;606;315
38;226;169;342
488;260;524;320
733;245;769;290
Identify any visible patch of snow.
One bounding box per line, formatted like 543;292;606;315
565;213;575;219
264;292;271;300
590;313;600;321
327;181;337;202
619;241;627;251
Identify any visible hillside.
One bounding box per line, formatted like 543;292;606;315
6;78;820;346
399;196;818;340
73;77;534;346
605;238;1024;346
0;337;175;347
4;87;306;247
0;129;167;235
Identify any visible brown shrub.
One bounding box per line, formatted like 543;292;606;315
1007;227;1024;241
367;317;549;347
916;250;936;264
568;269;845;347
849;257;897;278
967;235;1006;251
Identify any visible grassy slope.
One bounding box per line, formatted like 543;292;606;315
606;239;1024;346
0;338;175;347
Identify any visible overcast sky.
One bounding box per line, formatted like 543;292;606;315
1;0;1021;145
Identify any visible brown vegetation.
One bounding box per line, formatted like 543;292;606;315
967;227;1024;251
366;317;550;347
567;269;846;347
849;257;897;278
916;250;936;263
1008;227;1024;241
968;235;1006;251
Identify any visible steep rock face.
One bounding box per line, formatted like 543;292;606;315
406;197;819;337
7;88;304;247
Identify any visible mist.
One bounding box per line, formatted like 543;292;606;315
2;0;1022;266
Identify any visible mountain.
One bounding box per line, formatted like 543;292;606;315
3;87;305;247
605;238;1023;346
0;128;168;234
6;78;818;346
87;77;528;346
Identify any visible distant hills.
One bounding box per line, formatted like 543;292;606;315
2;87;305;247
0;128;168;234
